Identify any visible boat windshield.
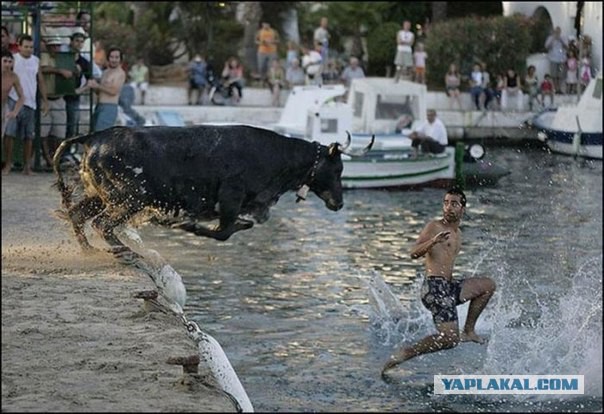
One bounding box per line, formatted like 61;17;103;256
375;94;419;121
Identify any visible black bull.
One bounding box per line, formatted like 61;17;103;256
53;125;372;254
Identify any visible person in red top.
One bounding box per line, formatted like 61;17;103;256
2;26;19;54
540;74;555;107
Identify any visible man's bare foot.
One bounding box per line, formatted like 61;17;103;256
2;164;12;175
461;331;487;344
23;168;36;175
381;357;400;378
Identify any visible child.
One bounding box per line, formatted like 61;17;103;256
565;50;578;95
540;74;555;107
413;42;427;84
579;55;592;90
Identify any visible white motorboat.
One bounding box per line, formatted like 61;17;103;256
272;78;508;189
531;73;602;160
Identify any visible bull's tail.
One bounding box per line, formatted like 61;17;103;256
53;134;90;210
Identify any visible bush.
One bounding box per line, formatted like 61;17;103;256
424;15;532;91
366;22;400;77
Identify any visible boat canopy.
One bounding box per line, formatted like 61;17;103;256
347;77;428;134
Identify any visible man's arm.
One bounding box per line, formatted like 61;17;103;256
36;66;49;116
6;75;25;118
410;222;450;259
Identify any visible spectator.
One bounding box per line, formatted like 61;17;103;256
64;30;91;139
119;76;146;126
394;20;414;82
524;65;541;111
469;63;484;110
340;56;365;88
285;58;305;88
186;54;207;105
565;49;578;95
480;62;494;110
321;59;340;85
40;36;76;169
313;17;330;68
409;109;448;157
74;10;102;79
493;72;506;109
3;35;49;175
221;56;244;104
266;58;285;107
129;56;149;105
579;54;593;91
544;26;567;93
285;40;299;69
413;42;427;84
255;22;279;82
444;63;462;110
2;48;25;140
87;46;126;132
2;26;19;54
501;68;523;111
540;74;555;107
301;43;323;86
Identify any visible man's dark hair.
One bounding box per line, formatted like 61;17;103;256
1;47;13;59
107;46;123;61
446;186;466;207
2;25;9;37
18;34;32;45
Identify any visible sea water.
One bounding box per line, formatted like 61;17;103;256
136;147;602;412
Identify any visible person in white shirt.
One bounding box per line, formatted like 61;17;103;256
409;109;448;157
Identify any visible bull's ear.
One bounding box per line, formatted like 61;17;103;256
328;143;339;157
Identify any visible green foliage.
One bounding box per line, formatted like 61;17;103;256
366;22;400;77
424;15;532;90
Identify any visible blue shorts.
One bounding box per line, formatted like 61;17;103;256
93;103;118;132
4;99;35;140
421;276;464;324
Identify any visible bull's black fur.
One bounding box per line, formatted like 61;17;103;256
53;125;346;253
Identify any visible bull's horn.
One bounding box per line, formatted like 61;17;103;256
340;131;352;152
341;134;374;157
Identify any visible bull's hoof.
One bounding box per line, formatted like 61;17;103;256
53;209;70;222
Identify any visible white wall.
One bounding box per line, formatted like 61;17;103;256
502;2;602;73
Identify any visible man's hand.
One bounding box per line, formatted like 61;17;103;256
41;100;49;117
432;230;451;244
58;69;73;79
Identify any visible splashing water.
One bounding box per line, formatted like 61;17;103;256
481;256;602;397
364;270;434;347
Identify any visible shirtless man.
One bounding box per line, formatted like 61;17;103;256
1;48;24;140
381;187;496;377
87;46;125;131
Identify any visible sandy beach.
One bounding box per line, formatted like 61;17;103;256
1;172;236;412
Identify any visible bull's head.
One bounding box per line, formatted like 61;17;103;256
299;133;374;211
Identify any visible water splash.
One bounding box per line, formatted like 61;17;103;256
481;256;602;397
363;270;433;346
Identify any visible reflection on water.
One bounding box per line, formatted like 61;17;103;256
138;147;602;412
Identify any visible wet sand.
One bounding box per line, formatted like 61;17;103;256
1;172;236;412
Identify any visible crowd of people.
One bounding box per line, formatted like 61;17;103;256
2;12;599;174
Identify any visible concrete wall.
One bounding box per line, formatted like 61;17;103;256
114;85;578;142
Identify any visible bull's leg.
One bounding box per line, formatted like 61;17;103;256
171;187;253;241
91;206;142;256
66;196;105;252
170;218;253;241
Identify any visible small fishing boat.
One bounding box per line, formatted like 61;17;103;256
272;78;509;189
